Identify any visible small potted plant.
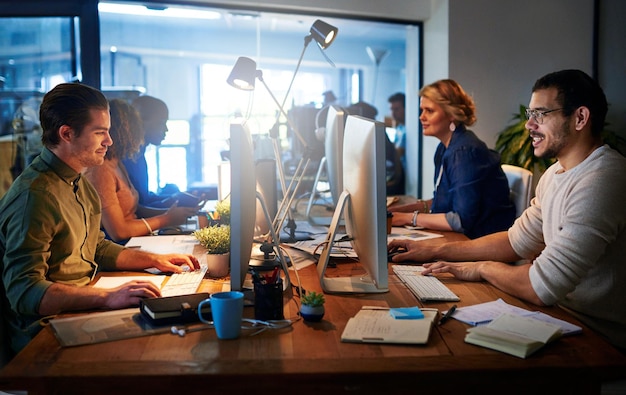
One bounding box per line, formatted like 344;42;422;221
299;291;325;322
214;199;231;225
192;225;230;278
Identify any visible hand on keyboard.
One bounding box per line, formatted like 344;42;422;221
392;265;459;302
160;265;208;297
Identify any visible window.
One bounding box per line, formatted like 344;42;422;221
1;2;417;197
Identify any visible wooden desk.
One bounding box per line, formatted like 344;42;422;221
1;232;625;395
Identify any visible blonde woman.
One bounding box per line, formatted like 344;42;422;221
389;79;515;239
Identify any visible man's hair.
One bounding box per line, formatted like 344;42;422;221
532;69;607;137
39;82;109;148
388;92;405;107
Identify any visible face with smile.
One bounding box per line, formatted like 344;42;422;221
66;108;113;172
525;88;572;160
419;96;454;144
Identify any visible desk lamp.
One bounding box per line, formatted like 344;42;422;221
227;19;338;244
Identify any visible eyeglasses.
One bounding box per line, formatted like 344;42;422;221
524;108;564;124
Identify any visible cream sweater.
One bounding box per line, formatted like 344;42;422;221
509;145;626;349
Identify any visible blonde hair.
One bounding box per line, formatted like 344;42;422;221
419;79;477;126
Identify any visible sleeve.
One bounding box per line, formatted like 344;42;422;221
444;146;493;232
2;190;55;315
95;237;126;271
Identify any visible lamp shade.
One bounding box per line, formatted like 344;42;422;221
226;56;258;90
309;19;338;49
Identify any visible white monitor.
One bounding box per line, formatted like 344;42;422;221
324;105;345;206
229;121;256;292
317;115;389;294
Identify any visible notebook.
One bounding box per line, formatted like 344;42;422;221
341;306;438;345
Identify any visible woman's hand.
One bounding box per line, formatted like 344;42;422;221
165;201;199;225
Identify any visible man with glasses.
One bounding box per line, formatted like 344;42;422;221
388;69;626;353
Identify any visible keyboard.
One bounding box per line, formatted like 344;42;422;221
160;264;208;297
392;265;460;302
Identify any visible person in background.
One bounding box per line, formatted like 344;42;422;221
122;95;177;207
0;83;200;360
346;101;405;196
389;79;515;239
388;92;406;169
84;99;198;243
389;69;626;353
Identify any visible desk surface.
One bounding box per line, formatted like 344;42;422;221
1;231;625;395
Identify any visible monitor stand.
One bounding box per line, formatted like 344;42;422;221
317;191;389;294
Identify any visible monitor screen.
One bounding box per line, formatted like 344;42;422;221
229;121;256;292
316;115;389;294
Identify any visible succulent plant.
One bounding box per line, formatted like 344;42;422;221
300;291;325;307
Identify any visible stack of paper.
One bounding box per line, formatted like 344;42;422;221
464;313;563;358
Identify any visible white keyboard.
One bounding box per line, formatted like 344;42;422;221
160;265;208;297
392;265;460;302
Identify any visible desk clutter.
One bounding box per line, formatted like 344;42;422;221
452;299;582;358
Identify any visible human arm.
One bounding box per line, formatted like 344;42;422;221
430;140;507;236
420;260;544;305
114;247;200;273
387;231;522;263
37;279;161;316
391;211;453;232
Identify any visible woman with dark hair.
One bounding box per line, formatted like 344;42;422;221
84;99;197;242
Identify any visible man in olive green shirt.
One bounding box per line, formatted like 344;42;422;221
0;83;199;361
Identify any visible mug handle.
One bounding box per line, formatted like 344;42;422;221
198;299;212;324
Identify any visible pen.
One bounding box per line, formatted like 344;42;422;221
438;304;457;326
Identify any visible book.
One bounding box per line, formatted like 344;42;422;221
140;293;211;326
464;313;563;358
341;306;438;345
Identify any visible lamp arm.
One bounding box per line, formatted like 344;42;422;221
278;37;311;112
258;77;307;148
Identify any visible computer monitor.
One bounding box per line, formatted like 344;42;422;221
316;115;389;294
229;121;256;292
324;105;345;206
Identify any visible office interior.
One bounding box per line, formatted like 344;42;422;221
1;0;624;203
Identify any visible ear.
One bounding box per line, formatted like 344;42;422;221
58;125;74;143
574;106;591;131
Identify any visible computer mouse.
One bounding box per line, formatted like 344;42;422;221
158;227;183;235
387;248;407;262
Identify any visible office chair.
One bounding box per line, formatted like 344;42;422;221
501;164;534;218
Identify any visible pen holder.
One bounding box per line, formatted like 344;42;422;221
253;280;284;321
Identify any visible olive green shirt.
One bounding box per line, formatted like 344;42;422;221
0;147;125;354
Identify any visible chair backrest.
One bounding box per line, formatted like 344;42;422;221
501;164;534;218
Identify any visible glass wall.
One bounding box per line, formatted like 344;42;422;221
98;2;413;195
1;1;417;198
